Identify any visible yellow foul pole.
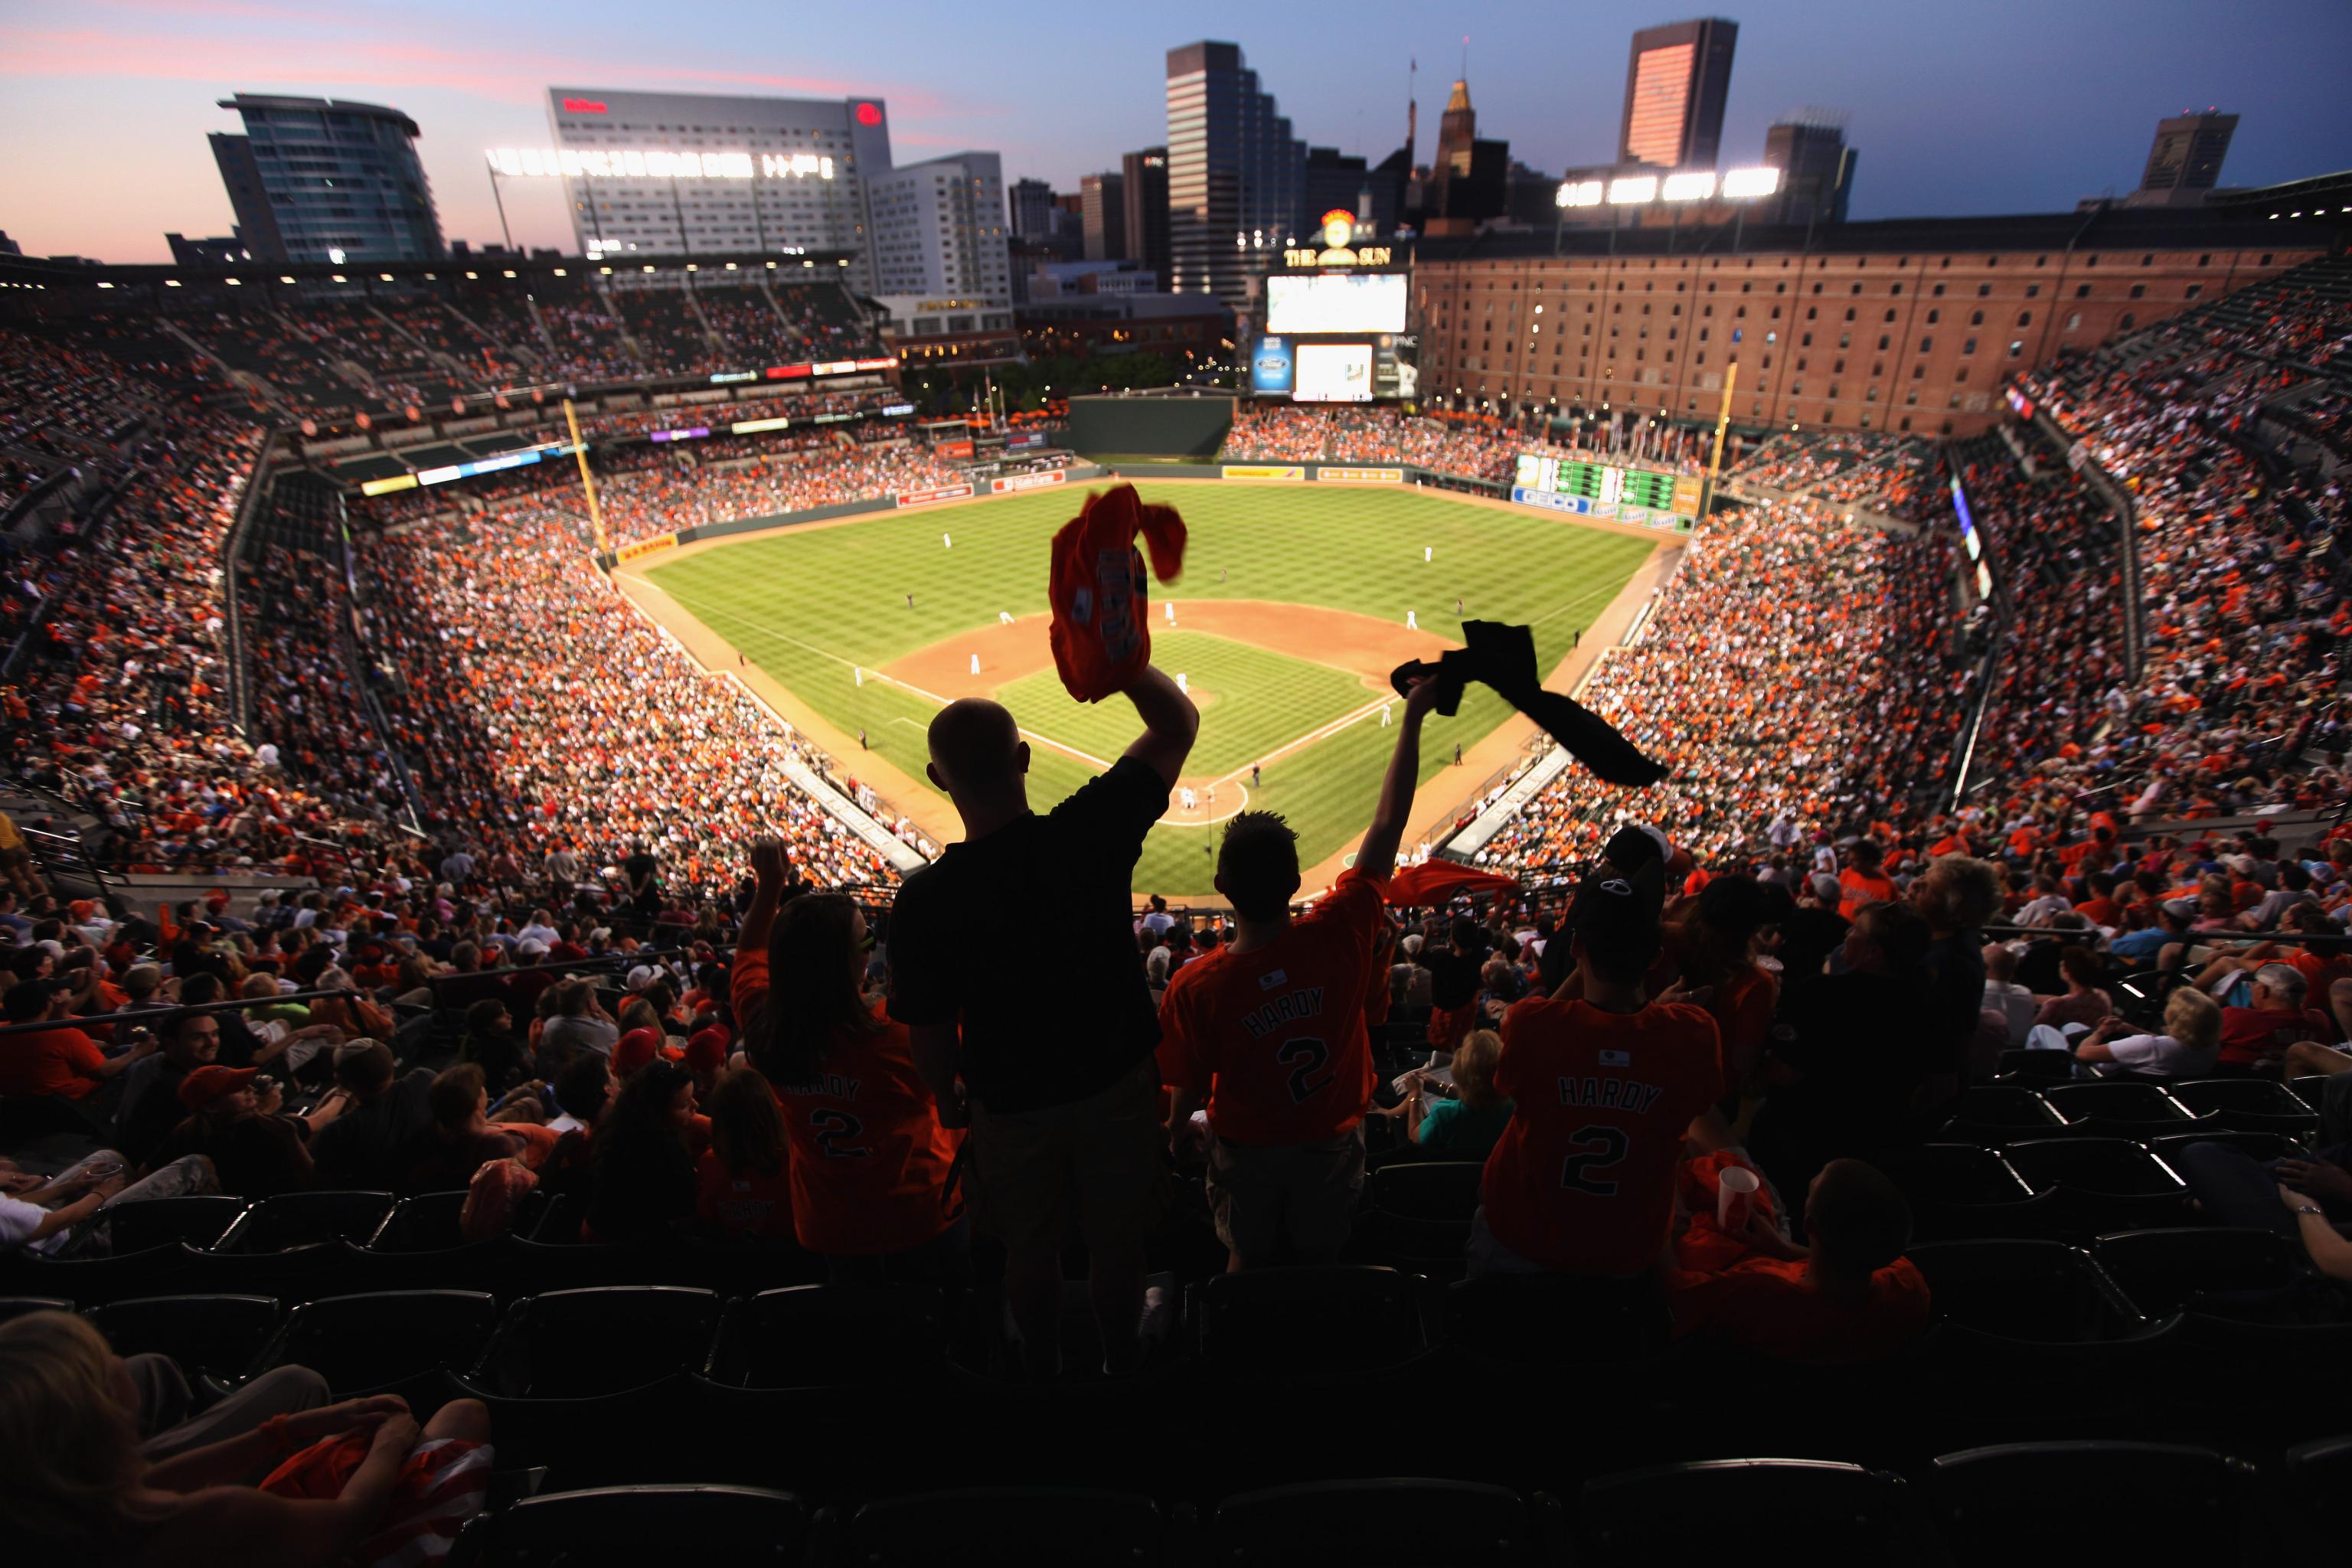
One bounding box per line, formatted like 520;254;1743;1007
562;398;606;554
1701;358;1740;516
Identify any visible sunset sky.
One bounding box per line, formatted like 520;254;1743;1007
3;0;2346;263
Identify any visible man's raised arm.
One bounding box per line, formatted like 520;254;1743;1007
1120;664;1200;789
1357;676;1441;883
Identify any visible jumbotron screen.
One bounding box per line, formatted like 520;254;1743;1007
1265;273;1408;335
1512;453;1701;528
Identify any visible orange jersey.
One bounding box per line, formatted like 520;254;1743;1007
1836;870;1896;921
734;950;962;1256
1480;998;1722;1274
1156;869;1387;1144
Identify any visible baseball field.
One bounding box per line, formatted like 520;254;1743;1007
628;481;1658;897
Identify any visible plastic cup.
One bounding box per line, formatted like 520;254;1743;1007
1717;1165;1761;1230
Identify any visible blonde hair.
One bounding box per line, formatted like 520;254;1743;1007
2162;986;2223;1054
1451;1029;1505;1111
0;1312;152;1553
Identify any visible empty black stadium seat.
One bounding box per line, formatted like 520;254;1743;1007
1211;1479;1530;1566
848;1488;1171;1567
453;1484;805;1566
102;1195;247;1252
1347;1207;1474;1283
1937;1084;2066;1144
1926;1442;2256;1560
251;1289;500;1396
1904;1240;2145;1343
1880;1144;2050;1241
1577;1460;1919;1563
0;1295;72;1321
2286;1076;2334;1113
217;1191;397;1253
1194;1267;1426;1377
90;1293;279;1380
2145;1129;2309;1167
1;1242;201;1307
702;1285;947;1389
2000;1138;2189;1233
2042;1080;2196;1129
2277;1434;2352;1560
1442;1273;1671;1370
370;1191;473;1253
1997;1049;2079;1084
472;1287;723;1399
2167;1077;2322;1135
1365;1161;1485;1221
2092;1229;2300;1320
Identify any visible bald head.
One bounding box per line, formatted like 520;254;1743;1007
926;699;1027;800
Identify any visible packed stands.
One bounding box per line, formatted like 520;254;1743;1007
2;259;2350;1557
606;283;721;380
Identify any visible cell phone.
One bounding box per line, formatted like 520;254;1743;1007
253;1074;276;1095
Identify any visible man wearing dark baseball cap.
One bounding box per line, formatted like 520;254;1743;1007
149;1063;348;1199
1471;856;1730;1279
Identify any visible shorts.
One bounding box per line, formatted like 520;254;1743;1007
1205;1124;1367;1264
1428;1001;1478;1054
966;1054;1165;1256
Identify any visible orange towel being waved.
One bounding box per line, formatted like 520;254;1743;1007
1047;483;1187;702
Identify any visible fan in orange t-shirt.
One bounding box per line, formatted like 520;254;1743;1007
1474;858;1730;1278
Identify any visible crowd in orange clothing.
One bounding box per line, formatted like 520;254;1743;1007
1726;433;1942;521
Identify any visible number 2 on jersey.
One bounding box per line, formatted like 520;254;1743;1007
811;1107;868;1159
1278;1036;1332;1104
1558;1124;1629;1195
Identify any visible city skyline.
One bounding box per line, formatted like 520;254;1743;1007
2;0;2347;264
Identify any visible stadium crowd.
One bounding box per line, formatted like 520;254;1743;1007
1;256;2350;1556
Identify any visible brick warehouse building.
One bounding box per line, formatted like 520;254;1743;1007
1410;207;2335;436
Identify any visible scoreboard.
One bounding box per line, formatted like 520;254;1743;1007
1511;454;1700;529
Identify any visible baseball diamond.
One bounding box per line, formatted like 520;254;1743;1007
629;481;1658;897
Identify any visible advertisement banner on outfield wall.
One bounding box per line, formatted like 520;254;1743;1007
990;471;1066;495
613;533;679;564
1223;465;1306;481
897;485;970;507
1315;467;1404;483
936;440;975;459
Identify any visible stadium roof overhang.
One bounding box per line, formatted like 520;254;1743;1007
2207;171;2352;231
0;248;864;296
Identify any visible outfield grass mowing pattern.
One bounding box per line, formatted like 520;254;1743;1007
645;483;1653;893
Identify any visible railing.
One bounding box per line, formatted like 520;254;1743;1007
218;430;280;734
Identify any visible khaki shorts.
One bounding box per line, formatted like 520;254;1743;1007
1205;1125;1367;1265
967;1054;1165;1256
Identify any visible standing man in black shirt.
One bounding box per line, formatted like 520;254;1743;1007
622;841;662;935
891;663;1198;1377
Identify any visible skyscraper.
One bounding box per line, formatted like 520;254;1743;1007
1081;172;1126;261
1618;18;1739;170
867;152;1011;301
1122;148;1171;280
212;94;443;263
1009;178;1057;240
1421;79;1510;234
1763;111;1857;225
2136;112;2238;203
1164;41;1305;308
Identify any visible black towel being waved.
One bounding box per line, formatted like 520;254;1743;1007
1389;620;1667;789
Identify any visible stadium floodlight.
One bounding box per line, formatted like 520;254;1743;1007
328;248;345;263
1721;167;1782;199
1609;175;1658;204
225;278;240;286
1556;179;1605;207
1661;172;1716;202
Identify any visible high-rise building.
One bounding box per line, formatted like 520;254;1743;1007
536;88;892;285
1080;172;1127;261
1165;40;1306;308
1763;111;1857;225
867;151;1011;301
211;94;443;263
1618;18;1739;170
1009;178;1057;240
1122;148;1171;279
2135;111;2238;204
1420;79;1511;234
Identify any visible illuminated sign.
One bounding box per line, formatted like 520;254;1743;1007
561;97;608;114
855;102;883;126
360;474;420;497
1222;465;1306;481
1266;273;1407;335
1282;243;1393;267
731;416;792;434
486;148;835;180
1559;167;1781;207
991;471;1066;494
765;364;813;380
649;426;710;443
897;485;970;507
708;371;760;384
1315;468;1404;483
882;403;916;416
